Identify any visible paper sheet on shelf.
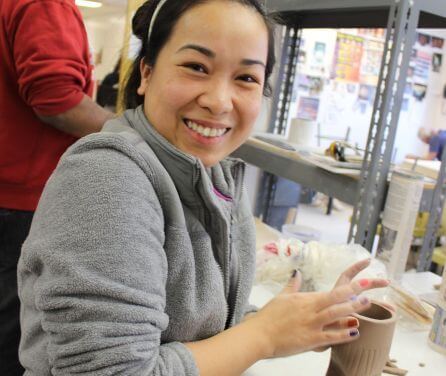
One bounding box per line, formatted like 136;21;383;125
297;151;362;176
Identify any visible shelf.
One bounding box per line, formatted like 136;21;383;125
266;0;446;28
260;0;446;258
233;137;434;211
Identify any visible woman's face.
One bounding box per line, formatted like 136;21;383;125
137;0;268;167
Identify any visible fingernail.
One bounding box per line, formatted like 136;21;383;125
360;296;369;305
350;295;358;301
291;269;297;278
348;318;358;328
350;329;359;337
359;279;369;287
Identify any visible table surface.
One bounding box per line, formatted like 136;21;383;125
245;272;446;375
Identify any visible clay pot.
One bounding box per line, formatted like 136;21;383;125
326;301;397;376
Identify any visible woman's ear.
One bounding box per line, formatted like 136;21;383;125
137;59;152;96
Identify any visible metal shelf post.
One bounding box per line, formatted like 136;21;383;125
349;0;419;249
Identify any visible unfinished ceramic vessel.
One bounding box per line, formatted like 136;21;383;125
326;301;397;376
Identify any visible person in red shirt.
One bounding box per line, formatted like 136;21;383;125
0;1;114;374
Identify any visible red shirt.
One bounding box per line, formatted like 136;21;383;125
0;0;93;210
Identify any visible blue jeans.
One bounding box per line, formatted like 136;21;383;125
0;208;33;375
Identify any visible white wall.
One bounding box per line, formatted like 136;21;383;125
83;15;126;81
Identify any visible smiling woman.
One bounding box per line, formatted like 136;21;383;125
17;1;389;375
133;1;268;166
122;0;276;166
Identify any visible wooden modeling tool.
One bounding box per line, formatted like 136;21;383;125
389;283;434;324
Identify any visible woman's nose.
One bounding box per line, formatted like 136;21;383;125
197;79;234;115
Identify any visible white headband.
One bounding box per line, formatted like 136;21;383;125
147;0;168;43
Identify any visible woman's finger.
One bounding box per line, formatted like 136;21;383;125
316;277;389;311
338;258;371;283
354;278;390;291
317;296;371;325
313;317;359;352
323;316;359;331
314;327;361;348
315;284;359;311
280;269;302;295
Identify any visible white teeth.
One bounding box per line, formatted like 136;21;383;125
185;120;227;138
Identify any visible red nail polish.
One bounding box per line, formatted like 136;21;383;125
359;279;369;287
348;319;358;328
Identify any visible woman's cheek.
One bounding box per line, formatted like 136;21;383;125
162;77;195;110
242;94;263;128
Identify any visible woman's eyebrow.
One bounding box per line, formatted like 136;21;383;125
241;58;265;68
176;44;215;58
176;43;266;68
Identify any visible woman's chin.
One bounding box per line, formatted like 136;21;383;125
200;156;221;168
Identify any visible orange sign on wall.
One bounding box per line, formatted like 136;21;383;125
332;32;364;82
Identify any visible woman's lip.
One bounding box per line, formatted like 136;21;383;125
182;119;230;145
184;118;231;129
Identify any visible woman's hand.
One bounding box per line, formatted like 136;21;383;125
333;258;388;290
252;263;389;359
330;258;389;325
314;258;390;351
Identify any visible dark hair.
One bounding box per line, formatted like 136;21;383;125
124;0;276;109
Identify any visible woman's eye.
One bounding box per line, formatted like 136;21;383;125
183;63;207;74
238;75;259;84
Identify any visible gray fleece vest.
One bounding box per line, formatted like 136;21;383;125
17;106;256;375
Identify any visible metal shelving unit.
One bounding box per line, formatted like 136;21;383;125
234;0;446;270
231;138;434;211
233;139;360;204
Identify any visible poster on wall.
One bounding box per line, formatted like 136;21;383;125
291;74;324;102
297;38;307;66
357;28;386;40
413;83;427;102
415;32;431;48
359;84;376;104
319;81;359;127
309;42;327;74
332;33;364;82
353;84;377;114
360;39;384;86
411;49;432;84
297;97;320;121
432;53;443;73
313;42;326;64
298;74;324;95
432;36;445;50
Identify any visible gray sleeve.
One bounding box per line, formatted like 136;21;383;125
20;146;199;375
